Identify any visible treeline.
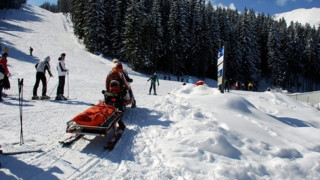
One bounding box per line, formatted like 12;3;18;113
0;0;26;10
55;0;320;91
40;0;71;13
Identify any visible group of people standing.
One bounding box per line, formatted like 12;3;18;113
0;51;69;102
1;51;164;102
32;53;68;100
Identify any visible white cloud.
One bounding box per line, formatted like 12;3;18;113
214;3;237;10
229;3;236;10
276;0;288;6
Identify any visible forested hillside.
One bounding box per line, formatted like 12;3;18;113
0;0;26;9
31;0;320;92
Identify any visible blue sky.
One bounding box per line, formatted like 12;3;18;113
27;0;57;6
211;0;320;14
27;0;319;15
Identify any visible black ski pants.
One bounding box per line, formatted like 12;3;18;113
57;76;66;95
149;82;156;94
0;80;3;99
33;72;47;96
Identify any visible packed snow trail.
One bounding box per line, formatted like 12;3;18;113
1;5;320;180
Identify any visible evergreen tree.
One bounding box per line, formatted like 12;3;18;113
236;8;261;88
123;1;143;71
58;0;71;13
148;0;164;72
268;21;285;87
71;0;85;39
167;0;189;75
83;0;106;53
204;2;220;79
108;0;129;58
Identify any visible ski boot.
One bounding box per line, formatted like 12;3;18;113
41;95;50;100
32;95;40;100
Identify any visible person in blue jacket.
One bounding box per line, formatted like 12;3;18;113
147;73;159;95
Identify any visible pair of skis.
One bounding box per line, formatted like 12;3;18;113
59;132;123;150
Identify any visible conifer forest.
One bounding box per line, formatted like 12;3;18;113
21;0;320;91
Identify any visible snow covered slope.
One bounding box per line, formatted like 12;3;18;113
1;5;320;180
275;7;320;27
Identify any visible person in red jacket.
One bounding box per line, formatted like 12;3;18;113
0;53;10;101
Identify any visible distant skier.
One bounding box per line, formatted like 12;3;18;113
56;53;68;100
224;79;230;92
4;47;8;54
32;56;53;100
29;47;33;56
187;76;193;84
147;73;159;95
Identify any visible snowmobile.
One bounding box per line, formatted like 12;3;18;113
102;80;136;112
60;102;125;150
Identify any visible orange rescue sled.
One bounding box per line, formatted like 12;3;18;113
65;102;123;137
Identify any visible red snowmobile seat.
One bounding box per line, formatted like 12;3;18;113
72;102;115;126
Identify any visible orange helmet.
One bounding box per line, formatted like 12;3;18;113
112;67;118;73
116;62;123;70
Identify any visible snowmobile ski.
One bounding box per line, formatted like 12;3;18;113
104;133;122;150
59;134;84;146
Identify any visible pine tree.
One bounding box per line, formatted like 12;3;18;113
204;2;220;79
167;0;189;75
268;21;285;87
236;8;261;88
83;0;106;53
123;2;143;71
148;0;164;72
71;0;85;39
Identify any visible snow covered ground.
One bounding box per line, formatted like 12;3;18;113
1;5;320;180
275;7;320;27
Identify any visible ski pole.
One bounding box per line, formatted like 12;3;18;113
46;76;51;85
67;72;69;98
18;78;24;145
49;82;58;96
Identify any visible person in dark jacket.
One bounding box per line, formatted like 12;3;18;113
147;73;159;95
32;56;53;100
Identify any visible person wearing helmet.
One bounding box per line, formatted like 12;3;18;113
106;65;130;92
32;56;53;100
147;72;159;95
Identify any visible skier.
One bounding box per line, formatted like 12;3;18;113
187;76;193;84
0;53;10;101
29;47;33;56
248;82;253;91
224;79;230;92
56;53;68;100
32;56;53;100
147;72;159;95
